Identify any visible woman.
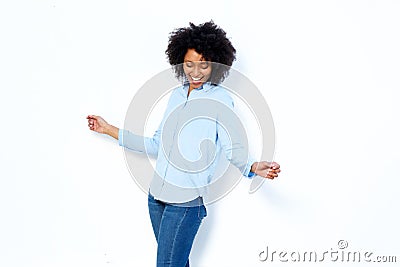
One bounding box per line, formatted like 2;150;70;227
87;21;280;267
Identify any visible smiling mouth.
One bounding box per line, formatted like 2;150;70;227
190;76;202;82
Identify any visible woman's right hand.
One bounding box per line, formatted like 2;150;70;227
87;115;120;140
86;115;109;134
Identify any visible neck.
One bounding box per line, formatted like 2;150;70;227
187;84;196;97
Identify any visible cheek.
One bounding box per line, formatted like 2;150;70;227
183;67;193;77
203;69;212;78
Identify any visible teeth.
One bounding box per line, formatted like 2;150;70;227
191;76;201;81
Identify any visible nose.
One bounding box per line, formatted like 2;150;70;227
192;65;201;77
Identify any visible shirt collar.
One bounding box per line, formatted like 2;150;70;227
182;82;215;93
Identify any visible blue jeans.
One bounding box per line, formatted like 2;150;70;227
148;193;207;267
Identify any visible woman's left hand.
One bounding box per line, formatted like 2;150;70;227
251;161;281;179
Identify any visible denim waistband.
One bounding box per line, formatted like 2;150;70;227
173;196;204;207
149;192;204;207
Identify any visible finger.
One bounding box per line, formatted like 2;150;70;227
267;170;278;178
271;168;281;173
270;162;280;169
87;115;98;120
265;174;275;180
267;167;280;173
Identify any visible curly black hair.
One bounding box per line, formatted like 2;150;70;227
165;21;236;84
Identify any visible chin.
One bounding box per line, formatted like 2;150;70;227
190;82;203;88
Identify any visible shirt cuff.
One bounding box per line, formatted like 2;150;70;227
244;158;257;178
118;128;124;146
248;171;256;178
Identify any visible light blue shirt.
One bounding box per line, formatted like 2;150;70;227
118;82;256;203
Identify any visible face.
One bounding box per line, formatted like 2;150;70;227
183;48;212;89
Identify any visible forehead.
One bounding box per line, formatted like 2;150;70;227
184;48;206;61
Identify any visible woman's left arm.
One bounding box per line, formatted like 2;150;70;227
215;95;281;179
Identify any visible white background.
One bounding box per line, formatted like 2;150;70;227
0;0;399;266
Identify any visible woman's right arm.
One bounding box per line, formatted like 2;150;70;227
86;114;160;157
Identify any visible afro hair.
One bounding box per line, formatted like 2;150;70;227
165;21;236;84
